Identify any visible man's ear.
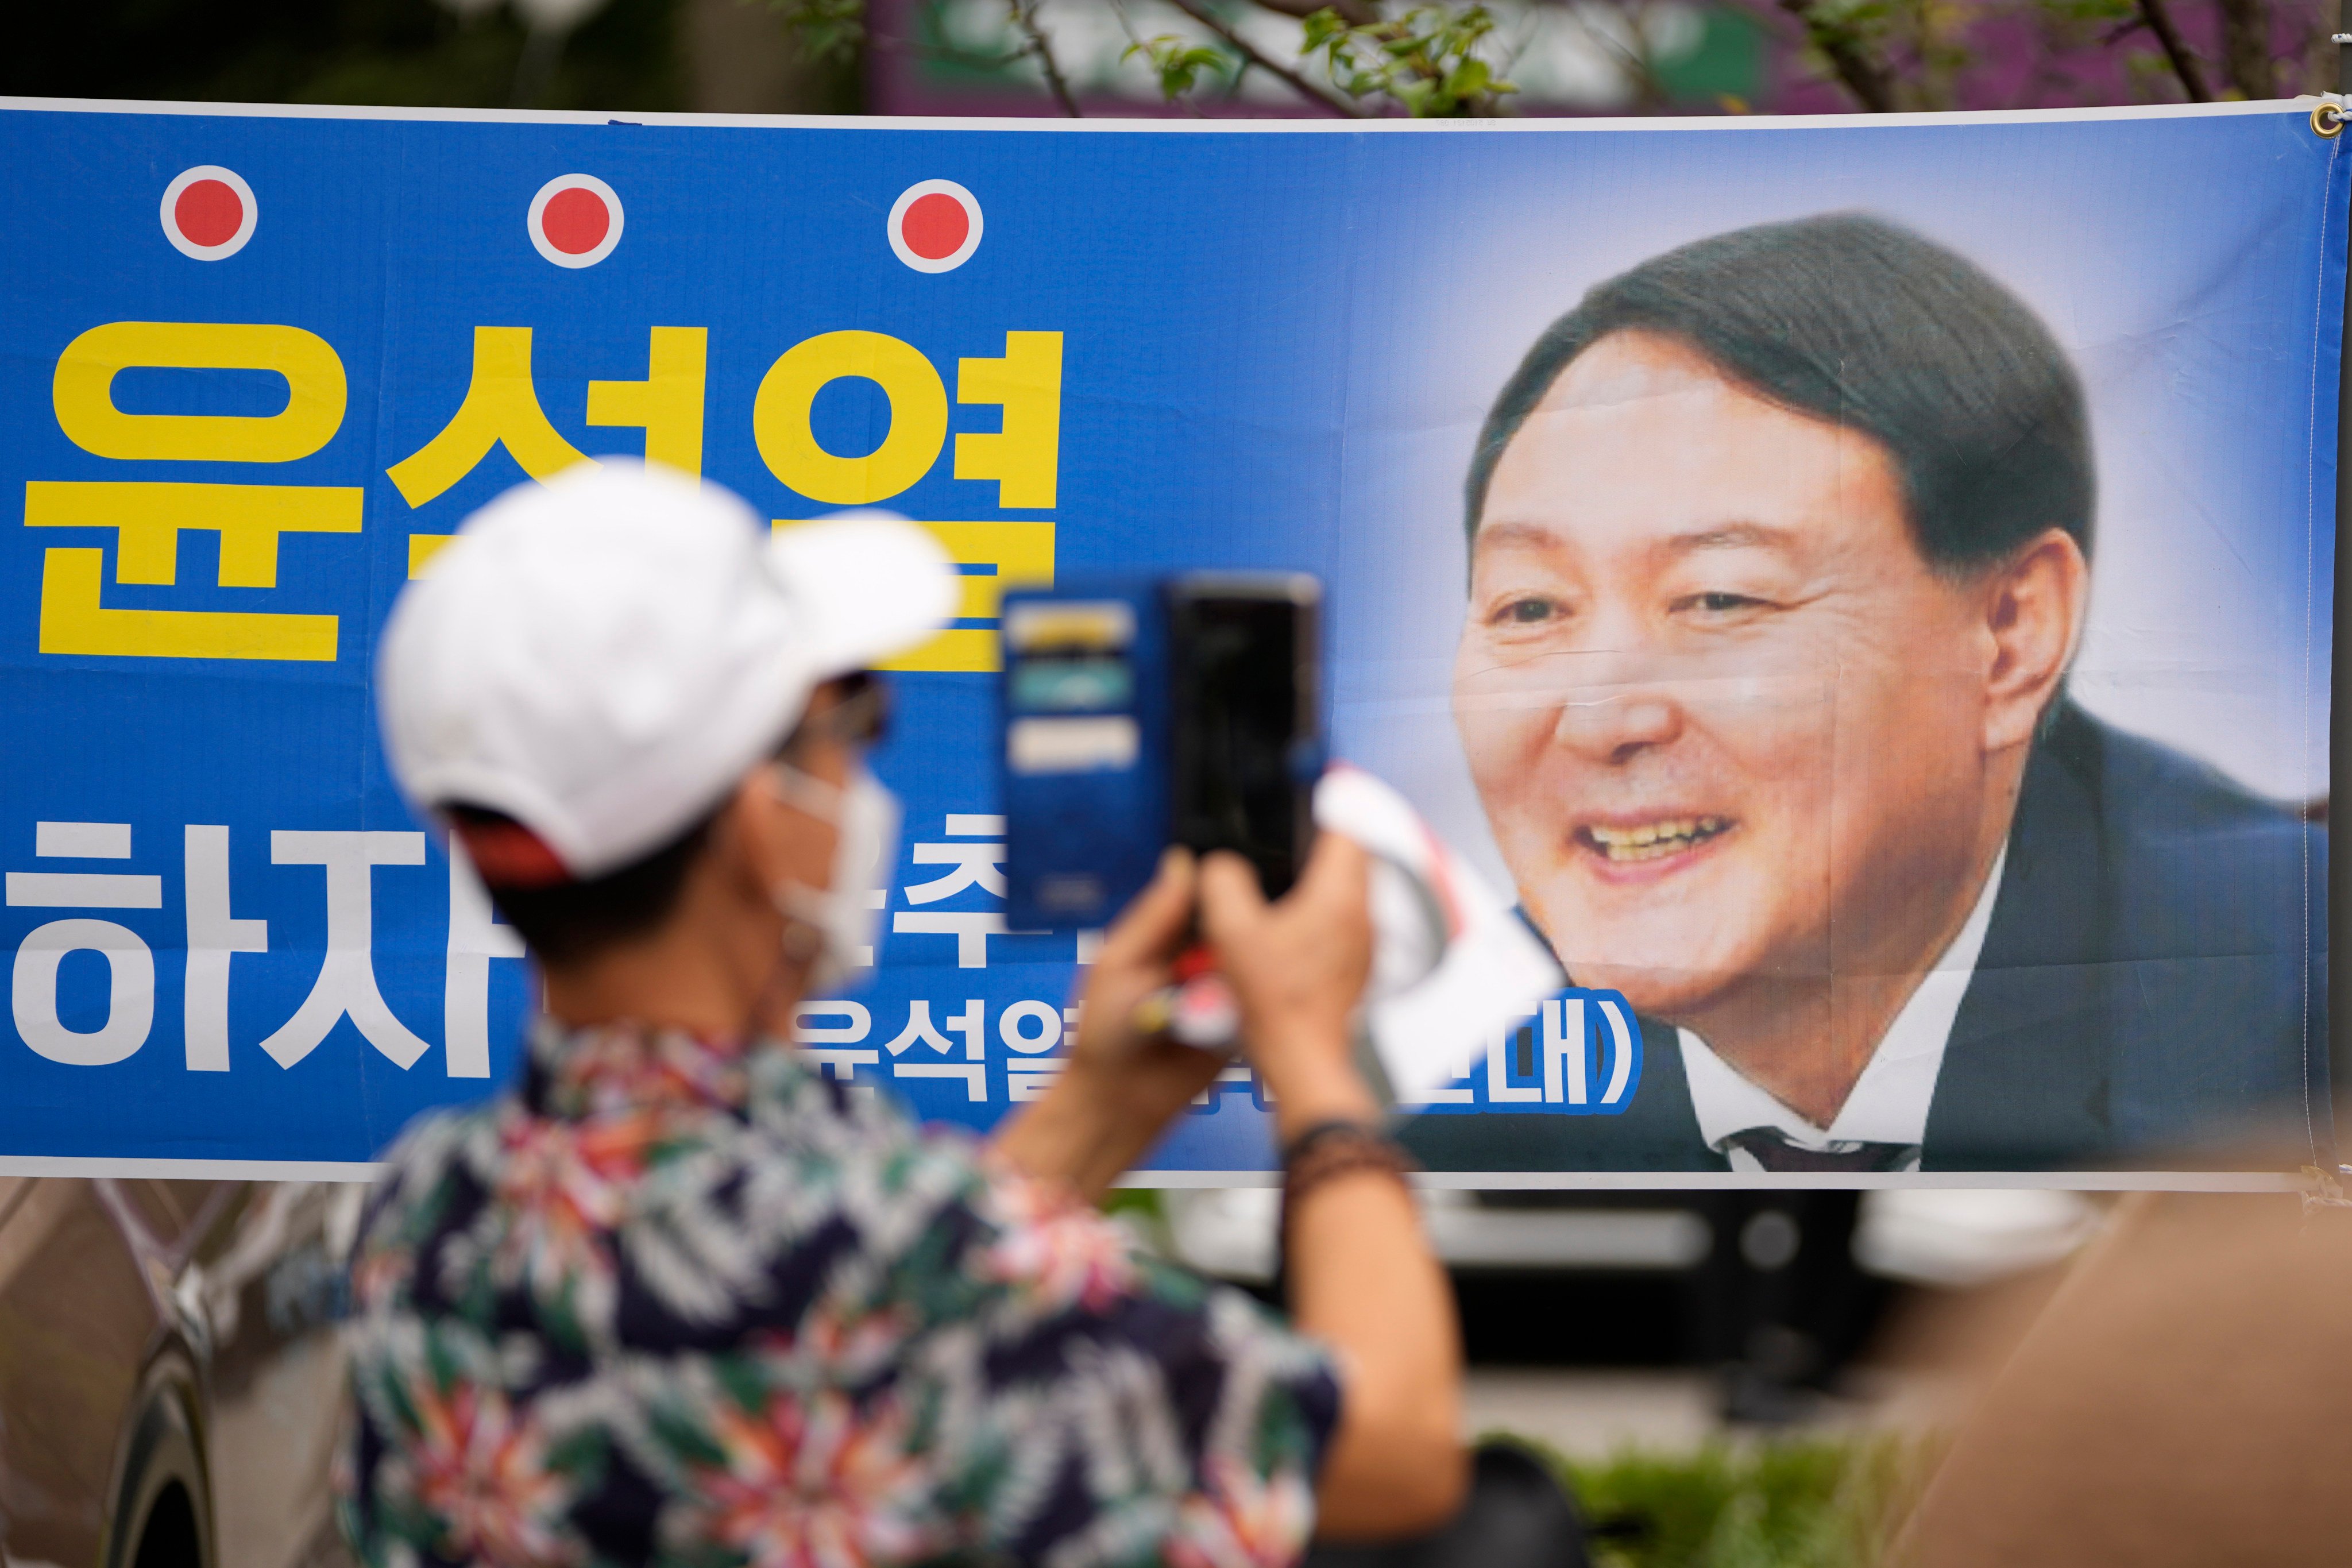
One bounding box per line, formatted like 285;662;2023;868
729;758;847;898
1982;527;2089;754
717;770;795;900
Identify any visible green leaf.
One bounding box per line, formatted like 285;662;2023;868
763;0;867;67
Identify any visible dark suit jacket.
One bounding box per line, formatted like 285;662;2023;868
1403;704;2331;1173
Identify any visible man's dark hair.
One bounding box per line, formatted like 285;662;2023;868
451;805;719;967
1465;213;2094;572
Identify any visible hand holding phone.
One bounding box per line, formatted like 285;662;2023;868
1195;835;1378;1132
1167;575;1320;900
1003;573;1322;928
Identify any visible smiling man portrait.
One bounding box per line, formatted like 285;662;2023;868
1405;214;2327;1174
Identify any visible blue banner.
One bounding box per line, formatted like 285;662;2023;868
0;98;2338;1178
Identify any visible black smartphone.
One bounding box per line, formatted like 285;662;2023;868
1165;573;1320;899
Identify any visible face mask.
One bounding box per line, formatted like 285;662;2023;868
769;762;900;994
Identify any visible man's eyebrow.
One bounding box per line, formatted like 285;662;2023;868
1472;520;1801;555
1660;522;1798;555
1468;520;1559;552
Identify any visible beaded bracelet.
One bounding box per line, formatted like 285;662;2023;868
1285;1123;1415;1207
1276;1120;1416;1304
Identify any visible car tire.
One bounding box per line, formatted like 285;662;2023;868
107;1360;212;1568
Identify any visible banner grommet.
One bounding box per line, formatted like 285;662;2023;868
2311;102;2344;137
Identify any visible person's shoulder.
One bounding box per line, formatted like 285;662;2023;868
346;1095;509;1321
365;1096;503;1231
2018;705;2323;1151
894;1141;1320;1371
2017;703;2317;937
2044;704;2314;844
2044;706;2319;935
956;1160;1183;1322
738;1060;996;1218
685;1068;986;1268
921;1168;1340;1566
379;1090;501;1168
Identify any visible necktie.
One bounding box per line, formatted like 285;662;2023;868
1722;1126;1918;1173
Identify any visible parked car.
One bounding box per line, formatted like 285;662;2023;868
0;1178;360;1568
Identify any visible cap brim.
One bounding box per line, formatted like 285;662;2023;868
764;512;959;675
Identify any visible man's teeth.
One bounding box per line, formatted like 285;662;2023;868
1586;817;1729;862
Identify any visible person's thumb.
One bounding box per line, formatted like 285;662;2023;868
1197;849;1269;953
1097;846;1196;968
1293;830;1371;918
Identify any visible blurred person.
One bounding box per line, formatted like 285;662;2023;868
1411;214;2322;1176
1893;1185;2352;1566
336;463;1465;1567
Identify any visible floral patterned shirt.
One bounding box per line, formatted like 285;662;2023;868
337;1017;1342;1568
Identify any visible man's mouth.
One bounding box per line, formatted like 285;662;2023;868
1577;816;1735;864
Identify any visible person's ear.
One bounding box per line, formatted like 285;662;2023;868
719;768;799;901
735;758;847;897
1981;527;2088;754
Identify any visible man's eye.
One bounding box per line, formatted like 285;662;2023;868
1495;597;1561;625
1682;591;1766;615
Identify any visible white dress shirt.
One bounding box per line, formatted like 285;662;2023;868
1679;849;2008;1172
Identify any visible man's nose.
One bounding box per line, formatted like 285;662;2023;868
1548;679;1684;765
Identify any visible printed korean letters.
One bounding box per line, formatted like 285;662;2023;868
891;814;1026;971
1399;991;1643;1114
10;315;1069;1105
822;808;1270;1114
9;822;160;1067
32;323;362;661
5;820;526;1079
29;321;1061;670
391;325;1057;678
766;329;1064;673
397;325;708;576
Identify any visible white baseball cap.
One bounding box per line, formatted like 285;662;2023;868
376;461;955;883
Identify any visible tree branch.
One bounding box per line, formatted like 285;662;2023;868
2212;0;2273;98
2134;0;2212;99
1246;0;1381;24
1010;0;1083;117
1563;0;1671;111
1165;0;1368;115
1776;0;1895;111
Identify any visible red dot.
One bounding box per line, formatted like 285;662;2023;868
901;193;970;261
174;180;243;248
541;187;610;256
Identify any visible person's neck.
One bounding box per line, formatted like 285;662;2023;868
541;916;805;1045
1682;782;2018;1129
